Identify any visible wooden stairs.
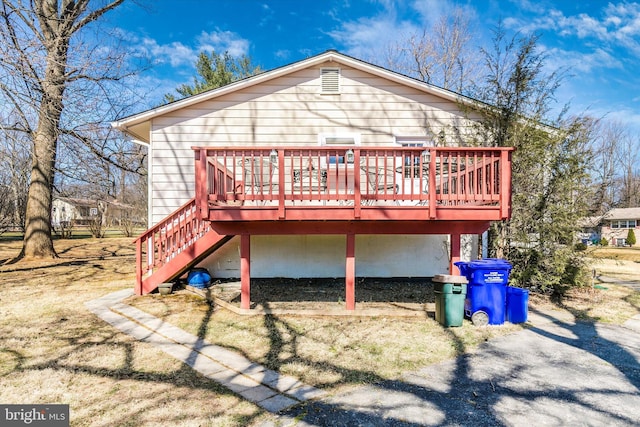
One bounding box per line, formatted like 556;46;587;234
134;198;232;295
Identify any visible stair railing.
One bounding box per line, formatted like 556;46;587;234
134;197;209;294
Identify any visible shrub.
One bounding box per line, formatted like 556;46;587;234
507;247;590;297
600;237;609;246
574;242;587;251
627;229;636;246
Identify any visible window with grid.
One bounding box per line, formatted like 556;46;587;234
611;220;637;228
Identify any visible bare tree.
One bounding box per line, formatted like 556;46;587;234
589;120;625;213
616;132;640;208
0;115;30;231
387;8;479;92
588;120;640;212
0;0;133;259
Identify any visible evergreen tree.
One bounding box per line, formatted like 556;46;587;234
164;51;261;103
471;25;593;295
627;229;636;246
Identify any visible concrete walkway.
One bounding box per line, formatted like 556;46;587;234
598;274;640;291
85;290;326;413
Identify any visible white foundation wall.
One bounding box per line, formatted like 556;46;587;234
199;234;478;278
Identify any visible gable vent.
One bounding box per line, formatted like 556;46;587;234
321;68;340;93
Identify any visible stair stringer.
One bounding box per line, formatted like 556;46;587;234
140;231;234;295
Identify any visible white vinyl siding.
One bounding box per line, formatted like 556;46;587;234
149;62;481;224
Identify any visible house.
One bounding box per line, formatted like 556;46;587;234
577;215;602;245
51;197;136;229
600;208;639;246
52;197;99;228
112;50;514;310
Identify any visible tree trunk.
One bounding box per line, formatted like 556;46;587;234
22;112;60;258
21;46;67;258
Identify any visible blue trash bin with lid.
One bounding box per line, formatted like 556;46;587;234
455;259;512;326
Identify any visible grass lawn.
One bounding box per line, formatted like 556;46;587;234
1;237;639;426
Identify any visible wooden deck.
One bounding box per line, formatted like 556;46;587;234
134;146;513;310
194;146;513;222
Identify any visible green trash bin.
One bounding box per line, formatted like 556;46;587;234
433;274;468;327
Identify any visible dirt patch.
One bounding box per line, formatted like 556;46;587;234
190;277;436;313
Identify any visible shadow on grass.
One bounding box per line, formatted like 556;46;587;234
14;283;639;426
3;305;265;427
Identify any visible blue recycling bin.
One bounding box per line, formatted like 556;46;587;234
455;259;512;326
506;286;529;323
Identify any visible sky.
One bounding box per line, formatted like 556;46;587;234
107;0;640;134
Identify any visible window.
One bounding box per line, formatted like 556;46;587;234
318;133;360;146
395;136;434;177
610;220;637;229
318;133;359;166
395;136;433;147
320;68;340;94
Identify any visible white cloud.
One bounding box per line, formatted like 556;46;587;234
329;16;419;62
274;49;291;60
578;104;640;135
196;30;250;57
410;0;453;26
139;38;196;67
119;28;251;70
505;2;640;55
544;47;623;73
327;1;420;62
508;0;547;15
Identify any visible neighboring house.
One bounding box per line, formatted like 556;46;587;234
52;197;99;227
577;215;603;245
112;50;514;309
600;208;640;247
52;197;136;228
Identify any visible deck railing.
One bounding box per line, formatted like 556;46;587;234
193;146;513;220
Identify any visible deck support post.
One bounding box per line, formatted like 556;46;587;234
240;233;251;309
450;232;461;275
346;233;356;310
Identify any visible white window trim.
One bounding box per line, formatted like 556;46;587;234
318;133;360;168
394;136;435;147
318;132;361;146
611;219;637;229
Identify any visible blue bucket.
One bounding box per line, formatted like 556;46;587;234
187;268;211;289
506;286;529;323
